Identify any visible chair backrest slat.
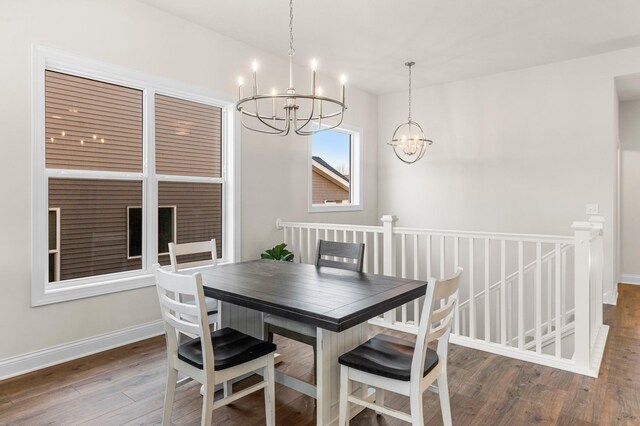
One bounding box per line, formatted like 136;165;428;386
411;267;463;381
433;273;460;300
169;239;218;272
164;312;202;337
158;292;200;317
429;297;456;324
315;240;365;272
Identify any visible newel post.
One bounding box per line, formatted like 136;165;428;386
381;215;398;324
589;215;605;329
572;220;593;370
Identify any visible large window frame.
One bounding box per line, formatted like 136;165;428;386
308;124;363;213
32;46;239;306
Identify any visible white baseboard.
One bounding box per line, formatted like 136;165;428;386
603;290;618;305
619;274;640;285
0;320;164;381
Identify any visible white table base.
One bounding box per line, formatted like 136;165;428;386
220;301;371;426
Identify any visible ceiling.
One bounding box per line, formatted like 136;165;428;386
140;0;640;95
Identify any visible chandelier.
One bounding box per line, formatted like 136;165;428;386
236;0;347;136
388;62;433;163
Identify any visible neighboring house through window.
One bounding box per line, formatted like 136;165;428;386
309;126;362;212
32;48;234;305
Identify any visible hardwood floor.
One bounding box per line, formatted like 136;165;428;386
1;284;639;425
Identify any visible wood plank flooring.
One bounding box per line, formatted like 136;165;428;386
0;284;638;425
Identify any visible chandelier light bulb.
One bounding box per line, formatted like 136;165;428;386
252;60;259;72
311;58;318;71
317;87;323;96
237;76;244;86
340;74;347;85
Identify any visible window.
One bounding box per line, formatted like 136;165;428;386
309;126;362;212
32;48;235;305
127;206;176;259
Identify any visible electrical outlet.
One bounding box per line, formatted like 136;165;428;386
586;204;599;215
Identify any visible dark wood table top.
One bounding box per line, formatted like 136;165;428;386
198;259;428;332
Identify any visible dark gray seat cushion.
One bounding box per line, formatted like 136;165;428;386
338;333;438;381
178;327;276;370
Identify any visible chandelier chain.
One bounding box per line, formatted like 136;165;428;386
288;0;295;56
408;63;412;122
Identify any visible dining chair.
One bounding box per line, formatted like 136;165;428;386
154;265;277;426
168;239;219;329
337;267;463;426
263;240;365;383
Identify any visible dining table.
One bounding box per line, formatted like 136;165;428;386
197;259;428;426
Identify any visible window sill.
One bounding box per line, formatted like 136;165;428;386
31;260;233;307
32;273;155;307
308;204;363;213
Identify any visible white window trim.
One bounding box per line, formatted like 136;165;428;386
126;205;177;259
308;124;363;213
31;45;239;306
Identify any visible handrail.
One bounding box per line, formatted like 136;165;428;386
458;243;573;309
394;226;574;244
276;218;382;233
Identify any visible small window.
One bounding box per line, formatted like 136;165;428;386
309;127;362;212
127;206;176;259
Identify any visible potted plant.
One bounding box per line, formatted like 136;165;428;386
261;243;294;262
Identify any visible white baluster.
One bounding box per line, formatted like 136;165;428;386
374;232;379;274
500;240;507;346
414;234;420;327
307;228;311;264
469;238;476;340
440;236;445;279
535;242;542;355
426;235;432;278
484;239;490;343
555;243;562;358
518;241;524;350
454;237;460;336
547;260;552;335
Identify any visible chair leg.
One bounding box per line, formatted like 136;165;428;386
264;358;276;426
201;383;214;426
437;373;453;426
375;388;385;415
162;367;178;426
338;365;351;426
409;390;424;426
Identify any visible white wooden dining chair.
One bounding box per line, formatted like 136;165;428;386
338;267;463;426
168;239;219;328
154;265;276;426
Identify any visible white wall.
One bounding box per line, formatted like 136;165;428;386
377;46;640;304
619;100;640;280
0;0;378;361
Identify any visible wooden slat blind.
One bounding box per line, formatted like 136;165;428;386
155;94;222;177
49;179;143;281
158;181;223;265
45;71;143;172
